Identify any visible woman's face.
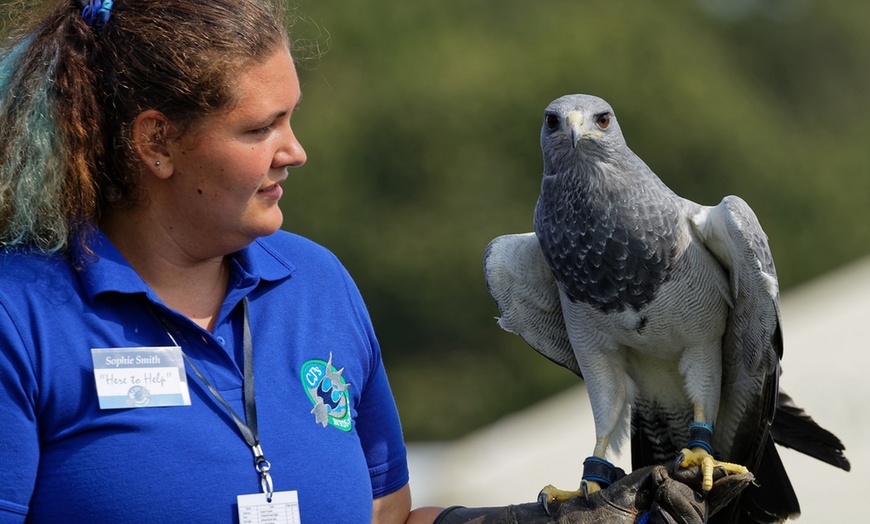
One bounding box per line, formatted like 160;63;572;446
163;45;306;254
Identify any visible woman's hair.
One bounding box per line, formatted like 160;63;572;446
0;0;290;252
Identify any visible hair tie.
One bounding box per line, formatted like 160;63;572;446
81;0;114;28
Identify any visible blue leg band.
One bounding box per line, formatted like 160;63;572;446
687;422;714;454
582;456;623;487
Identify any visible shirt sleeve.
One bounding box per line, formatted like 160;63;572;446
338;267;410;499
357;337;410;499
0;302;40;522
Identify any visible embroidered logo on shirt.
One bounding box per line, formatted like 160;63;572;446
300;353;352;432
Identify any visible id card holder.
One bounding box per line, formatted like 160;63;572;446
238;491;301;523
91;346;191;408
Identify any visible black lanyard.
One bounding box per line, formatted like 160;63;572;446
154;296;274;500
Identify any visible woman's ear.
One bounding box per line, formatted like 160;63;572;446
132;110;173;179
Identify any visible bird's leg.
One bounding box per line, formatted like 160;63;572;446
538;436;626;515
539;440;602;505
678;404;748;492
537;339;627;513
677;346;746;490
581;436;626;496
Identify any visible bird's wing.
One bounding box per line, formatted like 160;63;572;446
690;195;782;462
691;195;782;374
483;232;581;377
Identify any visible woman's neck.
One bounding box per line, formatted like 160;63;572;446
101;209;231;332
145;258;230;332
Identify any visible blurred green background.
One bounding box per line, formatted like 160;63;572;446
3;0;867;441
286;0;870;441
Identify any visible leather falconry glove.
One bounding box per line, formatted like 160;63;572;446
434;462;754;524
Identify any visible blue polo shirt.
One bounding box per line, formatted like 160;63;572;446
0;229;409;523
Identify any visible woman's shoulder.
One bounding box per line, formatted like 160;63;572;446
250;231;372;323
0;248;78;311
252;230;344;269
0;247;72;283
256;229;329;251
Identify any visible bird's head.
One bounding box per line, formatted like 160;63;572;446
540;94;626;172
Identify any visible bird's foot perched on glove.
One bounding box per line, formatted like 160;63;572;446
678;447;749;493
677;422;748;492
538;456;624;515
436;462;755;524
537;482;597;515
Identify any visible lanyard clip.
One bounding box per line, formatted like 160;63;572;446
252;444;274;502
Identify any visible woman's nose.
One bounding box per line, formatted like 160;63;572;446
273;127;307;169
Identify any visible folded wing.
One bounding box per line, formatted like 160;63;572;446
483;232;580;378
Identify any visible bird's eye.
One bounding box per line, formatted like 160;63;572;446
544;113;560;131
596;113;611;129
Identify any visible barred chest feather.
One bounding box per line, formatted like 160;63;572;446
534;168;680;314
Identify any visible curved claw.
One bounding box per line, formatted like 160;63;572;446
537;487;554;516
537;480;604;515
678;447;749;492
583;479;602;497
537;482;596;515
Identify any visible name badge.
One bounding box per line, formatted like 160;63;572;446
238;491;301;523
91;346;191;409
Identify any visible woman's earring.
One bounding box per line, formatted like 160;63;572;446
155;161;161;166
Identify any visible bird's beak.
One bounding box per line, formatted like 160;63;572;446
567;111;583;148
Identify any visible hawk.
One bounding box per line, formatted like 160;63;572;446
484;94;850;523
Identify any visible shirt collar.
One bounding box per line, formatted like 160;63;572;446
75;229;296;304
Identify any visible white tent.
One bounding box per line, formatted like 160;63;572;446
408;256;868;522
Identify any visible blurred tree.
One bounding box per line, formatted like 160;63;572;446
3;0;867;440
287;0;870;440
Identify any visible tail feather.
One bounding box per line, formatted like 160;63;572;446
745;438;801;523
771;391;851;471
712;438;800;524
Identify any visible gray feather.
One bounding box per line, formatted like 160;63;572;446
483;233;580;377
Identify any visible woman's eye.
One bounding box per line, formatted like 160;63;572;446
544;113;560;131
596;113;611;129
252;125;273;135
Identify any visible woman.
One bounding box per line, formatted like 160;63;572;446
0;0;440;521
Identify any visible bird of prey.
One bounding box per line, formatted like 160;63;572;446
484;94;850;523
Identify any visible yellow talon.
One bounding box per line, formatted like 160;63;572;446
583;479;602;497
538;453;615;514
539;484;583;504
538;480;602;514
679;447;749;492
